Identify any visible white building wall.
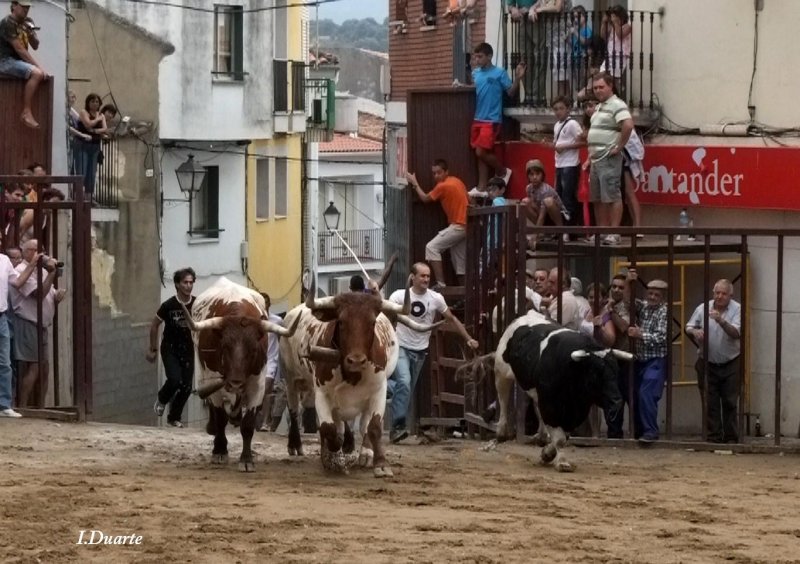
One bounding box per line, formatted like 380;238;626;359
631;0;799;129
158;147;246;302
94;0;275;141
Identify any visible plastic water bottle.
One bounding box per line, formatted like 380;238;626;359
677;208;690;241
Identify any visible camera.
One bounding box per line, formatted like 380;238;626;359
22;17;40;32
40;254;65;276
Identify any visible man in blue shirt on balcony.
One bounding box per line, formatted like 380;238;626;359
471;42;525;194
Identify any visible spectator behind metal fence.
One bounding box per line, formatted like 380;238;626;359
0;0;47;129
10;238;66;408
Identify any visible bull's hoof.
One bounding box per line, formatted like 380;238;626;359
238;461;256;473
211;453;229;465
358;448;374;468
373;465;394;478
555;460;575;473
531;432;550;447
540;444;557;465
288;446;305;456
321;449;348;473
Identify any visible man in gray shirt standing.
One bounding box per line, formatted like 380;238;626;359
687;279;741;444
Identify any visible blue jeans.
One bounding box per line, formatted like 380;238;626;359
0;315;14;410
635;357;667;440
387;347;427;430
75;140;101;195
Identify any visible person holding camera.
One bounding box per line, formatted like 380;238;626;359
10;239;66;408
0;0;47;129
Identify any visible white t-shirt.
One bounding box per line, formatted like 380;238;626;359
553;118;582;168
0;255;19;313
389;287;448;352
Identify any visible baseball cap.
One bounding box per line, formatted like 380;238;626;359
525;159;545;173
13;1;33;7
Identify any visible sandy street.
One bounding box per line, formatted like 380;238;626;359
1;418;799;563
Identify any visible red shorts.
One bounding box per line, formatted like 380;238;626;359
470;121;500;151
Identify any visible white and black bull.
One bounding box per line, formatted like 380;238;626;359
181;277;299;472
280;279;438;477
458;310;631;472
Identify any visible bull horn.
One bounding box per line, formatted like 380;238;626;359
180;302;224;332
304;345;341;363
194;378;225;400
611;349;635;361
381;280;411;316
397;314;444;332
261;310;302;337
305;276;336;310
375;251;399;290
570;350;590;361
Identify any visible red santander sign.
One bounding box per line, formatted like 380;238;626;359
502;142;800;211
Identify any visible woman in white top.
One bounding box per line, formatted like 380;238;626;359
599;6;632;98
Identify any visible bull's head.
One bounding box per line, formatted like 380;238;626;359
304;276;440;372
570;347;632;415
180;301;301;399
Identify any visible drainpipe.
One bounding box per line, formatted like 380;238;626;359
242;141;252;277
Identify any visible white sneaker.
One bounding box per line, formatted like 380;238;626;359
0;408;22;418
468;187;489;198
562;233;571;243
501;168;513;186
602;234;621;246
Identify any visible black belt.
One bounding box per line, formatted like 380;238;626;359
707;357;739;367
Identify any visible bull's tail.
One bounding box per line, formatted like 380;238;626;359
455;353;496;408
454;353;496;385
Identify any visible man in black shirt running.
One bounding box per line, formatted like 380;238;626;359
146;267;196;427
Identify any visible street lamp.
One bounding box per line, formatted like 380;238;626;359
323;201;340;231
175;154;206;197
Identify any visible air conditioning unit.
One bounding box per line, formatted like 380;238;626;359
329;275;352;296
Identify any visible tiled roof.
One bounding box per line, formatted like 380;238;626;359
320;133;383;153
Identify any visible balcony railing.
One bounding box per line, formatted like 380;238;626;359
502;9;661;111
94;138;119;209
318;228;384;266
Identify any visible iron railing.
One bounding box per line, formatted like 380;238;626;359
0;174;93;421
94;138;119;208
318;227;384;266
460;206;800;448
502;9;660;110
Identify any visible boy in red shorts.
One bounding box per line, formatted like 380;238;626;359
471;42;525;193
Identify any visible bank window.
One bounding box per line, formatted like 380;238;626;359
213;5;244;80
190;166;220;238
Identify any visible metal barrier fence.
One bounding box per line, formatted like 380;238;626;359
502;9;660;110
462;207;800;447
94;138;119;209
0;175;93;420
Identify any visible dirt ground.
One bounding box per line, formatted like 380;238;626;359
1;419;799;564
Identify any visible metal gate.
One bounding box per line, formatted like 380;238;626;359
0;174;93;421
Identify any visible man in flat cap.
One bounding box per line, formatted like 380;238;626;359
0;0;47;128
625;269;668;442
